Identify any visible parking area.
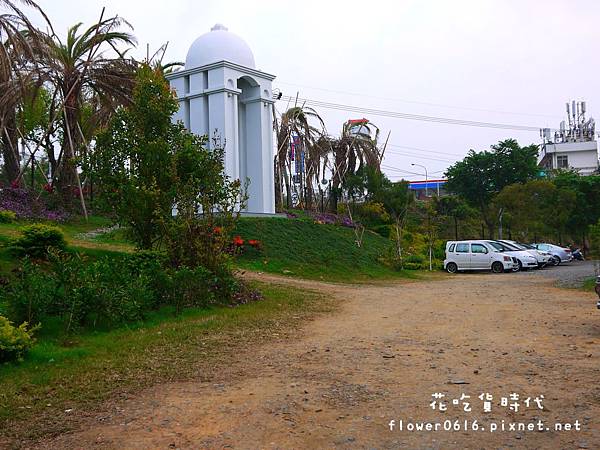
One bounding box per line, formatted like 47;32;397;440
521;260;598;288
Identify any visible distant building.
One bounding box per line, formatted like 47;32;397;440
538;101;598;175
408;179;447;199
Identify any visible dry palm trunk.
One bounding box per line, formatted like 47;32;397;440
56;89;79;196
1;112;20;183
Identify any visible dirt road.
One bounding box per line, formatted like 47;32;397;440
41;270;600;449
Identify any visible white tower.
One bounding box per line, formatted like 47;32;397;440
166;24;276;214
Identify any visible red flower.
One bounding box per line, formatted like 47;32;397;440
248;239;261;248
233;236;244;246
213;226;223;234
43;183;53;193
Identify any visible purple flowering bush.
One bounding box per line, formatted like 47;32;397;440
311;212;356;228
0;188;69;222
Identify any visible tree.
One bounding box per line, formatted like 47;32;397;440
445;139;538;238
434;196;472;241
379;178;413;261
91;65;177;248
36;16;136;199
92;65;245;262
495;179;575;242
273;105;326;210
552;172;600;248
330;119;382;209
0;0;48;183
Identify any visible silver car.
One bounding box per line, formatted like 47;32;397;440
498;240;552;268
531;243;573;265
487;241;539;271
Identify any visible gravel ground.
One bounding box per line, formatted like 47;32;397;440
40;271;600;449
518;259;599;288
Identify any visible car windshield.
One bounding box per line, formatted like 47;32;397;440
496;241;519;251
488;242;505;252
518;242;534;249
506;241;527;250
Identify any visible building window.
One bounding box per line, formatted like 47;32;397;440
556;155;569;169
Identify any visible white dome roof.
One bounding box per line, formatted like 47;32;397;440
185;24;255;70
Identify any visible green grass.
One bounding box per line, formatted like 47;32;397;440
582;277;596;291
234;217;414;282
0;216;133;264
0;282;334;444
0;217;132;275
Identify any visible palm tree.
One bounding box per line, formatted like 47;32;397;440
330;119;382;207
35;15;137;198
274;104;327;210
0;0;48;183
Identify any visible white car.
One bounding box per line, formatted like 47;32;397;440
532;243;573;265
497;240;552;268
444;240;518;274
486;241;539;271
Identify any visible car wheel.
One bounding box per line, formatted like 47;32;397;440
491;261;504;273
554;256;561;266
446;262;458;274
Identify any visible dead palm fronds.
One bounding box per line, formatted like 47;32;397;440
273;103;327;210
0;0;49;182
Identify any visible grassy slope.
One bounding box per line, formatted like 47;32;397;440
0;215;409;282
0;282;334;443
234;217;411;282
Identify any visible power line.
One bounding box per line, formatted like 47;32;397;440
276;81;562;120
386;142;466;158
381;164;426;177
280;95;546;132
384;149;458;164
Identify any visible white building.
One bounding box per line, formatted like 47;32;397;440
539;101;598;175
166;24;276;214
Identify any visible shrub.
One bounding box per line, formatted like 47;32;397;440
4;252;154;332
2;248;261;334
4;258;57;324
9;224;67;258
0;187;68;221
0;316;38;363
354;201;390;227
372;224;392;238
405;254;425;265
404;254;426;270
0;210;16;223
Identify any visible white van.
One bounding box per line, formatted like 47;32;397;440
444;240;518;274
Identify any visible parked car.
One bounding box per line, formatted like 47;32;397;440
444;240;518;274
486;240;539;271
497;240;552;268
531;243;573;265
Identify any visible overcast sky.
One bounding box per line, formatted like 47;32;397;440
31;0;600;181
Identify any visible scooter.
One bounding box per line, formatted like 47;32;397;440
572;248;585;261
